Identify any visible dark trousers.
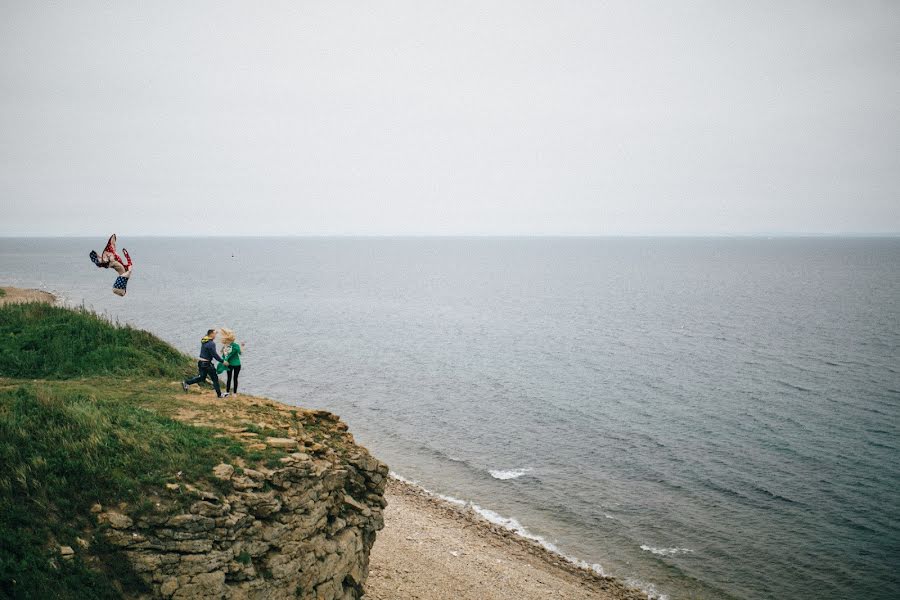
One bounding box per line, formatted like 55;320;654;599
185;361;222;396
226;365;241;393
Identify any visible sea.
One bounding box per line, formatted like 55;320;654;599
1;236;898;600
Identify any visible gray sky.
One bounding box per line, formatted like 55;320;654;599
1;1;898;236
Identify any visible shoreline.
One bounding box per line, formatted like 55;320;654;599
0;286;56;306
1;285;648;599
367;476;647;600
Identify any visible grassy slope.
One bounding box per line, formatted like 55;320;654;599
0;302;188;380
0;303;261;599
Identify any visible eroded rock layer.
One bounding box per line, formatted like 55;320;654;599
100;431;388;599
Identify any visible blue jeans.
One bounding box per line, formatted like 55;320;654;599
185;361;222;396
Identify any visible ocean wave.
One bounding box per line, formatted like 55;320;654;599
413;444;535;483
626;578;670;600
775;379;814;393
488;468;531;480
388;472;608;578
640;545;694;556
415;443;475;470
751;485;797;504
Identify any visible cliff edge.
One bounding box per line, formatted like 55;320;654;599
0;291;387;600
100;399;388;600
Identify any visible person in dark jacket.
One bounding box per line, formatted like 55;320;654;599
182;329;227;398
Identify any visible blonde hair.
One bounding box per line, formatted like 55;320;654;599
220;328;236;344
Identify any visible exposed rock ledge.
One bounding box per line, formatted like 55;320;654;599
97;400;388;600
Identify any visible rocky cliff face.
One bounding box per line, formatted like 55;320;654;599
96;406;388;600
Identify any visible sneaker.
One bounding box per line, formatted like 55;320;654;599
219;393;229;398
181;381;189;393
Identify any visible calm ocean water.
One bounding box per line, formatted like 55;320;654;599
2;237;898;599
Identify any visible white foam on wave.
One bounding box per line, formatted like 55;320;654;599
639;545;694;556
626;578;670;600
469;504;609;577
388;471;415;485
387;471;608;578
433;491;467;507
488;467;531;480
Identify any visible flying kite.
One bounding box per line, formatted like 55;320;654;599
89;234;133;296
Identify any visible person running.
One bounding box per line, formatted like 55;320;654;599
182;329;228;398
218;328;242;395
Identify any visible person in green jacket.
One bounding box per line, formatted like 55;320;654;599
218;328;242;395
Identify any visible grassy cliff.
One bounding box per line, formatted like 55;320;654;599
0;303;250;598
0;302;386;600
0;302;188;379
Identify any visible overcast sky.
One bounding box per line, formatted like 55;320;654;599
1;1;898;236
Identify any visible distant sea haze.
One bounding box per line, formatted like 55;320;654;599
2;236;898;600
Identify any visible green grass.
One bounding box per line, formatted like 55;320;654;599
0;289;6;298
242;422;285;438
0;302;246;599
0;381;254;599
0;302;192;380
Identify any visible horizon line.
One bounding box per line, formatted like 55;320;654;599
1;232;899;239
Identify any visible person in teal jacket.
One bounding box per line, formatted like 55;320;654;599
218;328;242;395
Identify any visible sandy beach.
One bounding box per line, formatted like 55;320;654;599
0;286;56;306
367;478;645;600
